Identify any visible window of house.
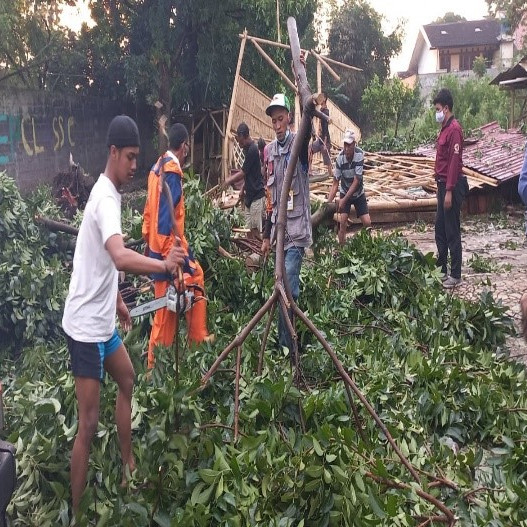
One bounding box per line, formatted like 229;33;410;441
459;50;494;71
460;51;478;71
439;53;451;72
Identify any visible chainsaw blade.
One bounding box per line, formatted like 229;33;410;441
130;296;168;317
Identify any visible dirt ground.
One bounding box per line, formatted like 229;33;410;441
380;210;527;361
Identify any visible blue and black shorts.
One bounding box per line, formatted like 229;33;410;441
66;329;123;381
340;192;369;218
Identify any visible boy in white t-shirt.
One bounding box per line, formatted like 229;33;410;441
62;115;185;515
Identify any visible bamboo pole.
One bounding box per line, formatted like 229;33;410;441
236;33;362;72
239;33;302;51
311;50;341;82
364;198;438;212
223;31;247;182
320;54;363;72
276;0;281;43
249;38;297;93
190;115;195;168
462;166;499;186
316;60;322;93
210;112;225;138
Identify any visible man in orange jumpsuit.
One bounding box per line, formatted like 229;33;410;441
142;123;212;369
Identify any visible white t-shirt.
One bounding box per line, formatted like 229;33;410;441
62;174;122;342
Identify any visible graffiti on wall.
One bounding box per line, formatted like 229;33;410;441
0;113;76;165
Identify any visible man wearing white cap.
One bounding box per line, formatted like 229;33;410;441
328;129;371;245
262;92;312;355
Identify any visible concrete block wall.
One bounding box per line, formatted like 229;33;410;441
0;90;155;193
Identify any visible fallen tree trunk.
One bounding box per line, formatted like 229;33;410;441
311;202;336;229
34;215;144;249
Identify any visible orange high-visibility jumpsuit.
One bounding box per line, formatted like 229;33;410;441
142;152;209;369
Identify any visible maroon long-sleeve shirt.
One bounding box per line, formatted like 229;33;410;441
435;116;463;191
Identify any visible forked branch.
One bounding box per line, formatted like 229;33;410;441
200;16;454;523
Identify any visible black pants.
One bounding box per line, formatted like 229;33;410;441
435;177;468;279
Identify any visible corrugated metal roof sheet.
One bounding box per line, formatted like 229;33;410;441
414;122;526;183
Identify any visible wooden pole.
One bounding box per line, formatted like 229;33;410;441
322;54;363;72
312;50;341;82
250;38;297;93
511;88;516;128
239;33;300;51
276;0;281;43
236;33;362;72
317;60;322;93
190;115;195;169
223;31;247;183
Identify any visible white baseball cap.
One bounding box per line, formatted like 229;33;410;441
266;93;291;116
343;130;356;144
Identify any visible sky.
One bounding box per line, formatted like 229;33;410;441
366;0;491;73
61;0;491;74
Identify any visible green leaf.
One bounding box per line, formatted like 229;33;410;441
305;465;323;478
354;472;365;493
368;487;386;518
312;437;324;457
153;511;171;527
198;468;220;484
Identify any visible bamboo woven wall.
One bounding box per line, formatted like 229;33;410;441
231;77;274;143
227;77;362;170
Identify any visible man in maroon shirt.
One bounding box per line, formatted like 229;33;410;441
433;88;469;289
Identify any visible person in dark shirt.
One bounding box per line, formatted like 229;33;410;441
433;88;469;289
224;122;266;239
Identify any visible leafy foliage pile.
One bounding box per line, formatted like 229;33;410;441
0;173;69;354
2;177;527;526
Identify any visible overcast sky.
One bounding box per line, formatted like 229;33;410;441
366;0;491;72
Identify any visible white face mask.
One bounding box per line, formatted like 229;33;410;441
435;110;445;123
278;129;291;145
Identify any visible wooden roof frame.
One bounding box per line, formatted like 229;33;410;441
222;29;361;180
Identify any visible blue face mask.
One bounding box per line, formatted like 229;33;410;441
435;110;445;123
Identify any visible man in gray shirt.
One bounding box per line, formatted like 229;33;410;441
328;130;371;245
261;93;312;355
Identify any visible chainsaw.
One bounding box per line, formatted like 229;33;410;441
129;283;204;318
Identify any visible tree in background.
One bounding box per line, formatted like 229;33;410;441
472;55;488;78
433;12;467;24
0;0;81;90
486;0;526;31
326;0;402;129
413;75;509;140
79;0;316;150
361;75;420;137
1;0;316;146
